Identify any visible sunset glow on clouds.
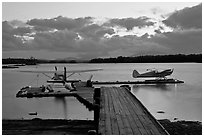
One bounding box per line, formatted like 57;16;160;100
2;2;201;59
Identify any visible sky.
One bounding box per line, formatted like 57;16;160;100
2;1;202;59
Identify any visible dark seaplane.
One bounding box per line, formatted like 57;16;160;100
132;68;183;84
132;68;174;79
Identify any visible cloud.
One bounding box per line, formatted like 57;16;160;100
2;21;26;50
77;24;115;40
3;21;33;36
27;16;93;30
107;16;155;30
32;29;78;50
105;35;169;57
151;28;202;54
2;4;202;59
163;4;202;29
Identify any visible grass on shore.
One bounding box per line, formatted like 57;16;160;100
158;119;202;135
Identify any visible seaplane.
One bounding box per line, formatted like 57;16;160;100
132;68;174;79
18;66;102;92
131;68;183;84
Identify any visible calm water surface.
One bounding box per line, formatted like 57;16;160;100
2;63;202;121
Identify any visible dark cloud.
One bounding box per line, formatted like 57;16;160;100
2;21;24;50
107;16;155;30
2;21;13;33
9;20;29;28
2;31;25;51
140;33;150;39
2;4;202;59
33;25;53;32
163;4;202;29
154;29;162;34
27;16;93;30
78;24;115;40
3;21;31;35
32;29;78;50
151;28;202;54
12;27;31;36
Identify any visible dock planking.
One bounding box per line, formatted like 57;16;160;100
98;87;168;135
93;79;184;85
16;81;96;110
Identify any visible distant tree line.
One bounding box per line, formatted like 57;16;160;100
2;57;38;65
2;54;202;64
89;54;202;63
2;58;84;64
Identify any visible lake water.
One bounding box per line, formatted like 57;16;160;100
2;63;202;121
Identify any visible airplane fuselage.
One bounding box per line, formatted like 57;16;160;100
136;69;173;78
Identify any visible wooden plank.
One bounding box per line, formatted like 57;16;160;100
106;87;120;135
120;88;150;134
104;88;112;134
122;88;156;134
122;88;166;135
142;115;161;135
121;87;165;135
117;88;142;135
98;87;167;135
112;87;128;135
121;87;148;134
109;87;126;135
114;87;133;135
98;89;105;134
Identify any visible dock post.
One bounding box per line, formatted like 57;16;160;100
93;88;101;133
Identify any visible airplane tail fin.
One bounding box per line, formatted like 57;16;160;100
86;74;93;87
132;70;140;78
63;67;67;82
53;66;57;79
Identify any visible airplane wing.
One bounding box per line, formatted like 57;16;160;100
66;69;103;73
18;69;103;73
18;70;58;73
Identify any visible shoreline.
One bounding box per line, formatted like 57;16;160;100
2;119;96;135
2;118;202;135
158;119;202;135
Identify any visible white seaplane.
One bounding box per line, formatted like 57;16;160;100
18;66;102;92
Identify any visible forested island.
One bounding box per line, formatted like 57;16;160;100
90;54;202;63
2;54;202;65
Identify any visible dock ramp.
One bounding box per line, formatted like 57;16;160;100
98;87;168;135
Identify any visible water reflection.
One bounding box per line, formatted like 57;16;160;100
132;84;176;92
54;97;68;119
2;63;201;121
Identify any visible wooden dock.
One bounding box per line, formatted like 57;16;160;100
16;82;96;110
93;78;184;85
97;86;168;135
16;83;169;135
